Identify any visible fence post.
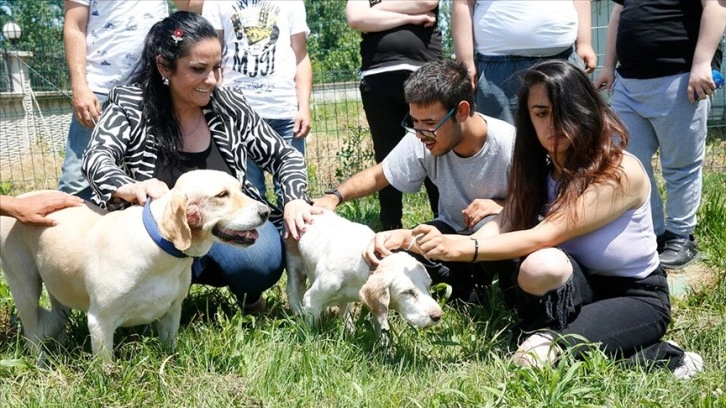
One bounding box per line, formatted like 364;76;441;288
3;50;33;94
1;50;36;158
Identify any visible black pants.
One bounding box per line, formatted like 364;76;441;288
500;252;685;367
419;220;517;303
359;70;439;229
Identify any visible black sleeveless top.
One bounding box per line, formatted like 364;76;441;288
154;138;236;189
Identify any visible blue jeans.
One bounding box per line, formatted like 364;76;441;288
611;72;709;237
246;118;305;208
192;220;284;305
475;46;584;124
58;92;107;201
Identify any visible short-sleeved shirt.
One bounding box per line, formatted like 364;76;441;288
69;0;168;94
473;1;578;56
382;114;515;233
613;0;722;78
203;0;309;119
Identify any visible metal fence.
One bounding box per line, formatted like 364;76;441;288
1;5;725;196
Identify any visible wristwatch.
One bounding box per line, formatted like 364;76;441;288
323;188;343;205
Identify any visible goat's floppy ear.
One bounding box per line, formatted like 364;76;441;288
161;193;192;250
360;268;391;320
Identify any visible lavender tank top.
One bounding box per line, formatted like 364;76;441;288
547;163;660;278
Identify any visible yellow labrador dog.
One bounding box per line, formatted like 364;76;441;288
285;211;443;336
0;170;269;362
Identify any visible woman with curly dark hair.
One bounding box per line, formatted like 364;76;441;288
366;60;703;378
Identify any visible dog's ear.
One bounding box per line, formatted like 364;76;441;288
161;193;192;250
360;269;391;321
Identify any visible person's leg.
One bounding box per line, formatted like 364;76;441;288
360;71;417;229
264;118;304;208
556;269;671;360
58;92;107;201
245;160;267;200
611;75;663;235
193;221;284;309
423;177;439;219
512;251;688;375
512;248;594;331
648;73;707;267
509;248;594;367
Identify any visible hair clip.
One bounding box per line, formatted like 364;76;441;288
171;28;183;45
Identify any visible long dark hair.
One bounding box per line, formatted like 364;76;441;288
504;60;629;231
126;11;219;167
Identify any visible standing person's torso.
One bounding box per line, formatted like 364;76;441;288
473;0;577;56
203;0;309;119
615;0;720;79
77;0;168;94
359;7;442;73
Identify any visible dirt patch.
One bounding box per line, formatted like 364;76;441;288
666;262;719;295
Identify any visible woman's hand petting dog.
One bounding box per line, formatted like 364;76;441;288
113;178;170;206
283;199;324;241
411;224;461;262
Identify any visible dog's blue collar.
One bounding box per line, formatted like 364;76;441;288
142;199;203;276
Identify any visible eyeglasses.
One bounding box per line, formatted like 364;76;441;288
400;107;456;140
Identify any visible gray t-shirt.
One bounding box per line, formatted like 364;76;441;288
382;113;515;233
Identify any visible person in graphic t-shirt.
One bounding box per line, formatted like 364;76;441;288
201;0;312;207
60;0;169;201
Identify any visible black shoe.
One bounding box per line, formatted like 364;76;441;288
656;233;667;253
659;231;700;269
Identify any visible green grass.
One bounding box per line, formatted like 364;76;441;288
2;142;726;406
2;175;725;407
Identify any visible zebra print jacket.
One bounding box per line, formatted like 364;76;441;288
81;85;310;229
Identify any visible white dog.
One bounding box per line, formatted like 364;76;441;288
285;211;443;335
0;169;269;362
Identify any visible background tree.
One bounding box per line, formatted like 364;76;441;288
304;0;360;82
439;0;453;59
303;0;453;83
0;0;66;91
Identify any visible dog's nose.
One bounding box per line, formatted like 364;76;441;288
430;311;442;322
258;206;270;220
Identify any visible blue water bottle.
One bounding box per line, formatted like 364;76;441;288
695;69;724;99
713;69;725;89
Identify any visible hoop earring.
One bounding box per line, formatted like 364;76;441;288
162;76;169;86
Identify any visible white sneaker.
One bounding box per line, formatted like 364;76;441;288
513;332;559;369
667;341;704;380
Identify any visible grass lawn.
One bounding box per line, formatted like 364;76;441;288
1;128;725;406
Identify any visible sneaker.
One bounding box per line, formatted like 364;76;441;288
666;341;704;380
656;233;667;253
512;332;559;369
659;231;701;269
242;296;267;315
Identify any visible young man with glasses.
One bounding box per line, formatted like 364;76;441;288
315;60;515;303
